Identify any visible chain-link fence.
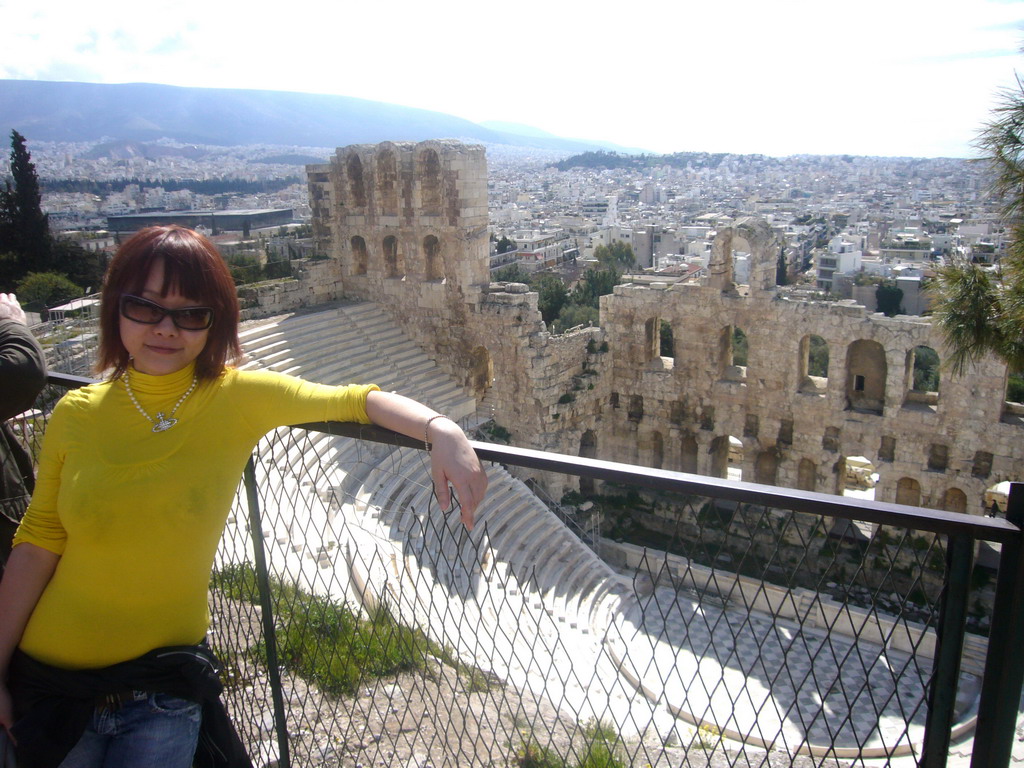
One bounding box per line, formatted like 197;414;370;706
16;378;1024;768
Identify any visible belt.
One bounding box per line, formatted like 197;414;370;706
95;690;148;710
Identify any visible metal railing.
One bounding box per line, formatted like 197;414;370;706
16;373;1024;768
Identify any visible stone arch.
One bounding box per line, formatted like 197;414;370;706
942;487;967;514
904;345;940;408
895;476;922;507
376;148;398;216
708;217;780;293
660;320;674;361
842;455;878;499
419;148;442;216
680;432;698;474
350;235;368;275
1002;368;1024;423
710;435;743;480
423;235;443;281
755;449;778;485
651;431;664;469
468;346;492;398
720;325;748;382
797;458;817;491
798;334;829;395
383;235;403;278
346;153;366;208
846;339;886;414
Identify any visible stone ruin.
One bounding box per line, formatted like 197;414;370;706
289;140;1023;517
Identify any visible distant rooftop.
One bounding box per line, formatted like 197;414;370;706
107;208;294;233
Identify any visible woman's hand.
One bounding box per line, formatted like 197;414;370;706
365;391;489;530
426;417;488;530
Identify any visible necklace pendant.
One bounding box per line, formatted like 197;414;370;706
152;413;178;433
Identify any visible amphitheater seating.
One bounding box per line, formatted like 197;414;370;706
226;299;963;759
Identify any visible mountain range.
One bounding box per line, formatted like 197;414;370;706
0;80;642;154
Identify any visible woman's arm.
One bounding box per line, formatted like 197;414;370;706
0;542;60;736
365;390;488;531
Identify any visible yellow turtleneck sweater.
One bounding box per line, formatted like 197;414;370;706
14;364;378;669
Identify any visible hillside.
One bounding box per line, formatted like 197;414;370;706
0;80;616;153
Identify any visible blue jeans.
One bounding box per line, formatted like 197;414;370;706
58;692;201;768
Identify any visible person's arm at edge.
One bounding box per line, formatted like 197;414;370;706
0;542;60;739
364;390;487;531
0;294;47;422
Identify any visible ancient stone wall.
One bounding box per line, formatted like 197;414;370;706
236;258;344;319
595;218;1022;515
304;143;1022;516
307;141;600;456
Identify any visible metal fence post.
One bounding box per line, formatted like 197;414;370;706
920;533;973;768
971;482;1024;768
243;456;291;768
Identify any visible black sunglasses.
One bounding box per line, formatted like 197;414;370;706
120;294;214;331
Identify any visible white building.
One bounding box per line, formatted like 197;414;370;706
817;235;863;292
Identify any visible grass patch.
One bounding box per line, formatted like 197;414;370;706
211;563;499;696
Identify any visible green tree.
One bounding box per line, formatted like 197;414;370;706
16;271;82;317
930;74;1024;375
571;268;620;309
660;320;674;357
0;130;104;291
492;264;531;283
808;335;829;377
0;130;49;268
732;327;748;366
913;346;941;391
552;303;598;334
496;236;516;254
594;241;635;271
534;274;568;324
876;282;904;317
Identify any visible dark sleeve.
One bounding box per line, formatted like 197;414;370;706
0;318;47;422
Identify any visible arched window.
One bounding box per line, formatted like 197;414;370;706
680;433;698;474
895;477;921;507
628;395;644;422
350;236;368;275
383;235;403;278
346;154;366;208
799;334;829;395
1002;368;1024;424
377;149;398;216
720;325;748;382
798;458;817;491
651;431;664;470
755;450;778;485
846;339;887;414
904;345;940;409
660;320;674;361
942;488;967;514
423;235;443;281
419;149;441;216
710;435;742;480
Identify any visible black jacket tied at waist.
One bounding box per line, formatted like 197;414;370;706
9;643;252;768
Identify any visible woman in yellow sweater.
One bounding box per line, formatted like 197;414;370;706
0;225;488;767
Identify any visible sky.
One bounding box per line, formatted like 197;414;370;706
1;0;1022;158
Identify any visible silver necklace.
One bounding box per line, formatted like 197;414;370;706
123;371;198;433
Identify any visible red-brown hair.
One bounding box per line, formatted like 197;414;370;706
98;226;241;380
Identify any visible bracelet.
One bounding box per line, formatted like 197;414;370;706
424;414;450;450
